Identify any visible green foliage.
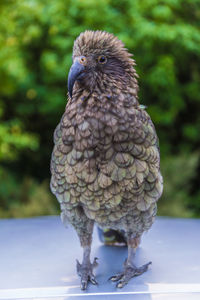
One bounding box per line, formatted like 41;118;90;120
0;120;38;161
158;154;199;218
0;168;58;218
0;0;199;217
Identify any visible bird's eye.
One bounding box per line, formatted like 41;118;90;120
79;56;87;64
98;55;107;64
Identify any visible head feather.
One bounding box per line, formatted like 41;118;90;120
73;30;133;67
71;30;138;96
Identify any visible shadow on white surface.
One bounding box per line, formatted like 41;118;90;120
0;216;200;299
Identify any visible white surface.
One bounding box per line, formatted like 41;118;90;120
1;284;200;299
0;216;200;299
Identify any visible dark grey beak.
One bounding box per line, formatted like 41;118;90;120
68;59;85;98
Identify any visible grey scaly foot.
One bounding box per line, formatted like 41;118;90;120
76;257;98;290
109;260;152;288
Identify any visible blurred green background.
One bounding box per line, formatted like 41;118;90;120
0;0;200;218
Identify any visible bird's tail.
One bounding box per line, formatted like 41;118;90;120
97;227;127;246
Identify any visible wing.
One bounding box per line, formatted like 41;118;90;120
50;108;76;206
95;105;163;216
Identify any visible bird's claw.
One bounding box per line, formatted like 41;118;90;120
109;261;152;288
109;273;123;282
90;276;98;285
76;258;98;290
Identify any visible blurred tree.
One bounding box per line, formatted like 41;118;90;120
0;0;199;217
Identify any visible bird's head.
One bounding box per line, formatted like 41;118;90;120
68;30;138;98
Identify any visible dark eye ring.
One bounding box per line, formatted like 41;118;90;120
98;55;107;64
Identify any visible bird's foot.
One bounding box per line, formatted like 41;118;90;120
76;257;98;290
109;260;152;288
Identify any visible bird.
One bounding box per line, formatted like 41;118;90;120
50;30;163;290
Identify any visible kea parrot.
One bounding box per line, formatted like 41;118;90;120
50;30;163;290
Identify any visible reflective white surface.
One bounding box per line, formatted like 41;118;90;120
0;216;200;299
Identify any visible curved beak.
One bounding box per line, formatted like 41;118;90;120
68;59;86;98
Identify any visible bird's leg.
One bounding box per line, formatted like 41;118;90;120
75;218;98;290
76;244;98;290
109;235;151;288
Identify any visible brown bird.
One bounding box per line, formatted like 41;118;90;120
50;30;163;290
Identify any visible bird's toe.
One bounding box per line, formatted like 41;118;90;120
76;258;98;290
109;261;152;288
109;273;124;282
